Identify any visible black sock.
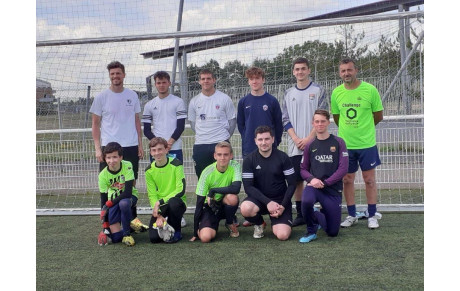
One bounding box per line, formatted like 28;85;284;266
296;201;303;218
224;204;238;225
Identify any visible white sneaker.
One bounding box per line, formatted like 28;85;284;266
253;222;266;239
181;217;187;227
368;216;379;229
340;216;359;228
365;210;382;220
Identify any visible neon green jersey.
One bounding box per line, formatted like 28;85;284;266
98;160;138;201
331;81;383;149
196;160;242;201
145;157;186;208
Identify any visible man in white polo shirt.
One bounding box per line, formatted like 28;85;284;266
188;69;237;178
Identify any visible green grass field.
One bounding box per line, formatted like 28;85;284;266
36;213;423;290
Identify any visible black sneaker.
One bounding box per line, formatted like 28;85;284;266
292;216;306;227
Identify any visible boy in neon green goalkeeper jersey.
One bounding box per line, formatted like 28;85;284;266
145;137;187;243
97;142;140;246
190;141;241;243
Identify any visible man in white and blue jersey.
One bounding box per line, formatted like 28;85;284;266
188;69;237;178
142;71;187;162
281;57;328;227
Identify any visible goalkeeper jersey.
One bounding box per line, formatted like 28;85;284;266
196;160;242;202
331;81;383;149
145;157;186;208
98;160;139;201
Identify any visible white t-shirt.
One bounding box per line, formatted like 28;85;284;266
89;88;141;147
141;94;187;150
188;90;236;144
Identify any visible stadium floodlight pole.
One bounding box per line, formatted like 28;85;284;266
170;0;184;94
382;30;424;103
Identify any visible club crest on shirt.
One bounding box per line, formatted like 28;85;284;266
309;94;315;100
263;105;268;111
330;146;336;152
215;104;220;110
126;99;132;105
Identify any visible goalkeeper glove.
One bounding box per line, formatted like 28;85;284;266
98;230;109;246
100;200;113;222
208;199;222;216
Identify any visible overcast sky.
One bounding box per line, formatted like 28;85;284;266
35;0;424;98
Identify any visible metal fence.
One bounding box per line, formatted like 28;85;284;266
36;116;424;214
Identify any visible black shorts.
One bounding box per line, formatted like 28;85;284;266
243;196;293;226
198;206;225;232
289;155;303;182
192;143;219;178
100;145;140;180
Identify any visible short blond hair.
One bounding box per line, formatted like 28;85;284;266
215;141;233;154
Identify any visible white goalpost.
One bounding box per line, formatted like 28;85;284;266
36;0;424;215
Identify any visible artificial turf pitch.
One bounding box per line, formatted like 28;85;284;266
37;213;423;290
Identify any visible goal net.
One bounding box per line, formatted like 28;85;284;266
36;0;424;214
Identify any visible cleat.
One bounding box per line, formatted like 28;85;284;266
122;235;135;246
242;220;254;227
225;223;240;238
340;216;359;228
253;222;266;239
181;217;187;228
299;233;317;243
368;216;379;229
165;231;182;243
292;216;306;227
355;211;366;219
365;210;382;220
130;217;148;233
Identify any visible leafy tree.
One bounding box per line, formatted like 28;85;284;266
220;60;248;88
335;24;368;60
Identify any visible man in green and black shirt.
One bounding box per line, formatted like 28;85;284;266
190;141;241;243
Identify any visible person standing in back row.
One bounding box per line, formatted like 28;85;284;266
237;67;283;227
281;57;328;227
90;61;147;234
331;58;384;229
237;66;283;158
188;69;237;179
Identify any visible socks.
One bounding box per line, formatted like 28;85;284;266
368;204;377;217
347;205;356;217
224;204;239;225
295;201;303;218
